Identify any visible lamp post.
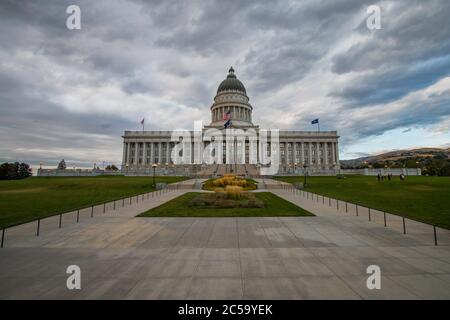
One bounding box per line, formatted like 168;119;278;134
303;164;308;188
152;164;157;188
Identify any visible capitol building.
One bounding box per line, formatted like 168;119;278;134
121;67;340;177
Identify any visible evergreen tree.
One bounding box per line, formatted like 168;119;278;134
57;159;67;170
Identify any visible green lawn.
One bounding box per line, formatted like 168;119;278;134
274;175;450;229
138;192;314;217
0;176;188;228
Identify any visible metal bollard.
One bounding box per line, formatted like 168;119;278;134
345;202;348;213
59;214;62;228
356;204;358;216
434;226;438;246
383;212;387;227
114;200;116;210
77;210;80;223
36;219;40;236
368;208;371;221
91;206;94;217
402;217;406;234
1;228;5;248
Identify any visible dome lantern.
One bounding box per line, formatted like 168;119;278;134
217;66;246;94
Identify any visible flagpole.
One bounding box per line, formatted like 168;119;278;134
318;122;320;133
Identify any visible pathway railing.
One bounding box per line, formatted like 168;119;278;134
264;180;449;246
0;182;191;248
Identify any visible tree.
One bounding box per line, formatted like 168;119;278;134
105;164;119;171
439;163;450;176
0;162;32;180
17;162;32;179
57;159;67;170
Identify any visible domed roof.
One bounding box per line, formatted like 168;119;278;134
217;67;246;94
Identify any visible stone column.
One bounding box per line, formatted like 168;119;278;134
308;142;312;165
293;142;297;164
166;142;170;165
331;142;336;166
126;142;131;166
134;142;139;167
324;142;328;168
300;142;304;165
150;142;154;164
142;142;147;166
287;142;290;164
158;142;162;164
316;142;320;167
122;142;127;166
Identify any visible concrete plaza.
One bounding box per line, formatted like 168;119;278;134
1;179;450;299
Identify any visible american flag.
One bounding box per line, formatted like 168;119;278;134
223;110;232;128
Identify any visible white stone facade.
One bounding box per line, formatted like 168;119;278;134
121;68;340;176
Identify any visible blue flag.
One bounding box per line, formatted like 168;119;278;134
311;118;319;124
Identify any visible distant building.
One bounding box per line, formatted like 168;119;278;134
121;67;340;176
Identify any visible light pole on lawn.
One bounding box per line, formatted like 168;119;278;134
303;164;308;188
152;163;157;188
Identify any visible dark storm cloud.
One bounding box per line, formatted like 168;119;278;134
330;0;450;106
0;0;449;165
331;55;450;106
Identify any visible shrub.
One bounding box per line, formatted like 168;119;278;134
205;175;257;191
225;185;244;199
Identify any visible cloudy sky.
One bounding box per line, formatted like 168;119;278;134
0;0;449;169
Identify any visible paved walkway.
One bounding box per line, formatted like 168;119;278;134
1;179;450;299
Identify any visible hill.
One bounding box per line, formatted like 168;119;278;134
341;147;450;167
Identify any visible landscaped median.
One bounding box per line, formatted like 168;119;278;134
140;174;313;217
138;192;314;217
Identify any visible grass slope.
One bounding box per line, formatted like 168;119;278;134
0;176;187;228
274;175;450;229
139;192;314;217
